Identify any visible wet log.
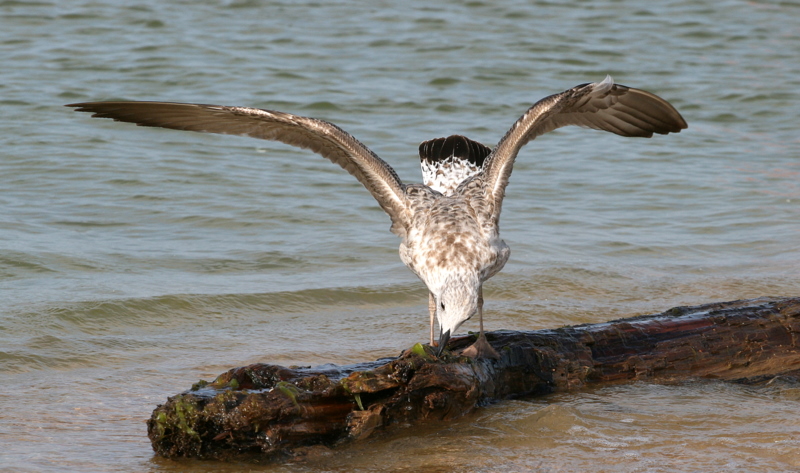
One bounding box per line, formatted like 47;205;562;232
147;296;800;461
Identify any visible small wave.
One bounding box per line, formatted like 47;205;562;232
0;283;425;373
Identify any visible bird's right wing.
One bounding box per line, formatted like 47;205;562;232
482;76;687;219
67;101;410;236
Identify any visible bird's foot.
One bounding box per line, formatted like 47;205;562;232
460;333;500;360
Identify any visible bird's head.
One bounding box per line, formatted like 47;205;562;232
435;273;481;356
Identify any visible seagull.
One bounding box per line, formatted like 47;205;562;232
67;76;686;359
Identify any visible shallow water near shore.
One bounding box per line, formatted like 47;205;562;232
2;0;800;471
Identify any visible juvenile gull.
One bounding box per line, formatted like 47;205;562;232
67;76;687;359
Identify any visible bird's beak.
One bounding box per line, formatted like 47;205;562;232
436;329;451;357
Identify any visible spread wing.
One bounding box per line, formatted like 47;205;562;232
482;76;687;218
66;101;410;236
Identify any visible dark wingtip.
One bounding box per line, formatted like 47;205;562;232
419;135;492;167
65;102;90;111
65;102;111;116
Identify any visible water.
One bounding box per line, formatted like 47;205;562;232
2;0;799;471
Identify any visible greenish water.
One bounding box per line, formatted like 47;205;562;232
1;1;799;471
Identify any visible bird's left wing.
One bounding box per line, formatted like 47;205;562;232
66;101;410;235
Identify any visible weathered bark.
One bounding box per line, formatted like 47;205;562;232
148;296;800;461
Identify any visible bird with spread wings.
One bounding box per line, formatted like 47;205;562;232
68;76;687;359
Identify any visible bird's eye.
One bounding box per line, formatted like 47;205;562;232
440;302;445;310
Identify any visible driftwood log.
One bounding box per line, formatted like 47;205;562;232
147;296;800;461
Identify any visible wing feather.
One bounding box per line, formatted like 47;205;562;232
66;101;410;236
482;76;687;218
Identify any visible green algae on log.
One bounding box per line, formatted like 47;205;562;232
148;297;800;461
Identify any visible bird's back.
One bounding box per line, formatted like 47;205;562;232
400;184;508;285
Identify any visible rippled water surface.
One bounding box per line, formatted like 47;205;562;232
2;1;799;471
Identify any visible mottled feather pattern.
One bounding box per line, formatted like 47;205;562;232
400;184;509;291
68;76;686;356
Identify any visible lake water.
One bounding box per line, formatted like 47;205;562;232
2;0;799;471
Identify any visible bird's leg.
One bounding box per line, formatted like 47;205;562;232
461;287;500;359
428;291;437;347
